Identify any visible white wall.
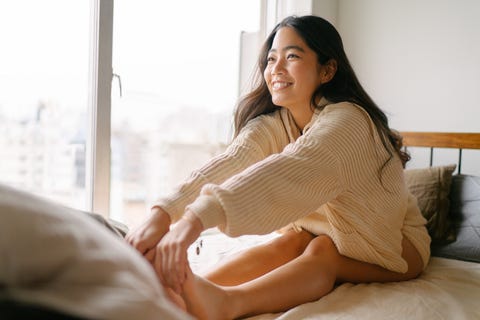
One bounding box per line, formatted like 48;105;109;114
263;0;480;132
333;0;480;133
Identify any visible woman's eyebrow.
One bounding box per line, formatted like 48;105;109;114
268;45;306;54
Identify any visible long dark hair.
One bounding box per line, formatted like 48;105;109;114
233;15;409;166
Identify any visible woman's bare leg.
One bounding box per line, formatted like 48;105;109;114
181;235;425;320
203;229;314;286
164;229;312;313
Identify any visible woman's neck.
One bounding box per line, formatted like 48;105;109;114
289;107;314;131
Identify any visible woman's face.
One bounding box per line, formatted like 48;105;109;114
264;27;325;117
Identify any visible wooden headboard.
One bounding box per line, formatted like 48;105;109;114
401;132;480;149
400;132;480;173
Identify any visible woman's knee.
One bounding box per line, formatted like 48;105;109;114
267;230;314;257
303;235;339;259
299;235;339;291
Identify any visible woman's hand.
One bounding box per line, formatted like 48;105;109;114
155;210;204;294
125;206;171;263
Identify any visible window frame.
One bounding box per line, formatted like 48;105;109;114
87;0;113;216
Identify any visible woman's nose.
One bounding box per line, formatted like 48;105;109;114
271;58;285;75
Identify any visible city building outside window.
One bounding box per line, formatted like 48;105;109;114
0;1;90;210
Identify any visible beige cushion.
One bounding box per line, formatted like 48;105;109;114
404;165;456;244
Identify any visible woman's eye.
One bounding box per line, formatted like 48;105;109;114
267;56;275;63
287;53;299;59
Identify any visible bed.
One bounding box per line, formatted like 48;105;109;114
190;132;480;320
1;132;480;320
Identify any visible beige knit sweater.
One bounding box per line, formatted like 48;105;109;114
155;99;431;273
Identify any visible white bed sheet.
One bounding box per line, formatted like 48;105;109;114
189;232;480;320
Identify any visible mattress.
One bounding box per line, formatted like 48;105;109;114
189;232;480;320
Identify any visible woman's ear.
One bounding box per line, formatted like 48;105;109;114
319;59;337;84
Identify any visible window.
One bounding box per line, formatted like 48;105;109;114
0;1;262;226
0;1;90;210
111;1;261;227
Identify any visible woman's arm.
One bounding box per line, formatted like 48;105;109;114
154;112;289;223
187;104;373;237
126;112;289;254
188;133;343;236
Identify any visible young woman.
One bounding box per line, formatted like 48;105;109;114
126;15;430;319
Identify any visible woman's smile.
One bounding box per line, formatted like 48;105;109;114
271;80;293;91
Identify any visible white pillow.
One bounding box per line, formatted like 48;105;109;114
0;183;190;320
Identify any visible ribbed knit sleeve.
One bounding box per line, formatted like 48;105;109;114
187;106;353;237
153;111;290;222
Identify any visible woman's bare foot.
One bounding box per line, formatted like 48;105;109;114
181;264;233;320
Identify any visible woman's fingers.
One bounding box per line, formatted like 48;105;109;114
154;211;204;294
174;245;187;287
125;208;172;255
160;241;187;294
145;248;156;263
160;242;171;286
153;247;166;286
172;243;188;293
157;235;193;292
126;231;149;254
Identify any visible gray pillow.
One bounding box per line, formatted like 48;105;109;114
432;174;480;262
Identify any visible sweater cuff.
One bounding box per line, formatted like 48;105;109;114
152;191;192;223
186;195;226;230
